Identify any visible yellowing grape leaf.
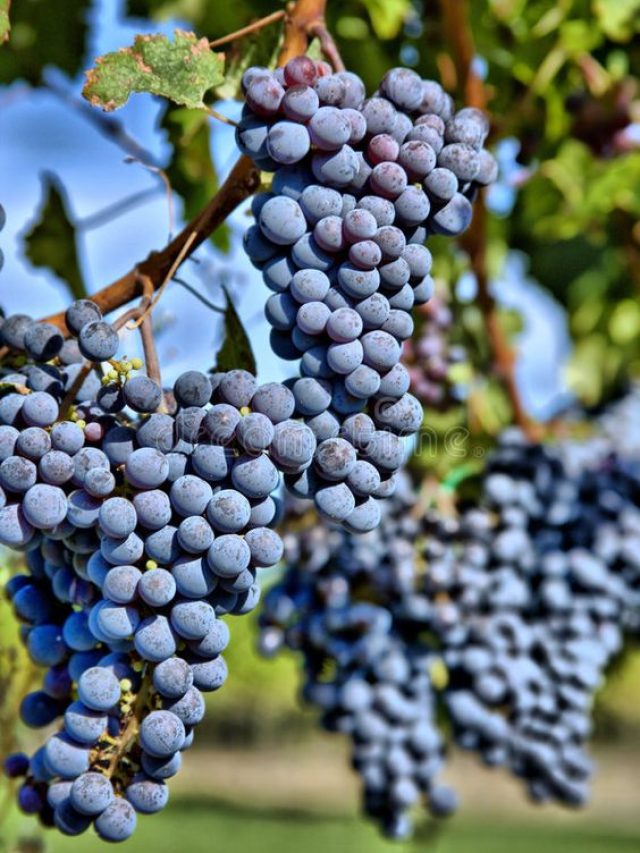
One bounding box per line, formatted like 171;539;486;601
83;30;224;112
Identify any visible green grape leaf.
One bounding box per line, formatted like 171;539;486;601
0;0;10;43
213;24;282;101
24;173;87;302
566;335;608;406
0;0;89;84
215;288;256;374
359;0;412;39
162;106;229;251
441;462;483;493
608;299;640;346
83;30;225;112
593;0;640;41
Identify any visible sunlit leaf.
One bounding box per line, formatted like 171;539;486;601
83;30;224;112
24;173;86;302
336;17;370;40
593;0;640;41
359;0;411;40
608;299;640;345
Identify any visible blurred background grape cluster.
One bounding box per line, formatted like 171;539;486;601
1;0;639;850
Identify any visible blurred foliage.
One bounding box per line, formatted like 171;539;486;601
198;595;312;745
0;0;89;84
23;173;87;302
463;2;640;408
0;0;10;44
215;288;257;374
161;107;230;250
6;800;640;853
595;647;640;735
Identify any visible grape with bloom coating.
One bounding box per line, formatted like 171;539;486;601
0;60;501;842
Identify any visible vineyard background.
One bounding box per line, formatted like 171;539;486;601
1;0;640;850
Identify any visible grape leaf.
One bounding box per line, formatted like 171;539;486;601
0;0;10;44
83;30;224;112
0;0;89;84
359;0;412;39
24;173;87;302
161;106;229;251
215;288;256;374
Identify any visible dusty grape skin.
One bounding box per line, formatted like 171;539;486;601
0;70;503;844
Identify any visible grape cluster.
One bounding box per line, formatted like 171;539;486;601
237;57;496;529
401;292;468;409
260;479;456;839
260;421;640;835
0;302;311;841
418;430;640;807
597;383;640;463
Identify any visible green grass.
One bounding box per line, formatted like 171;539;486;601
5;797;637;853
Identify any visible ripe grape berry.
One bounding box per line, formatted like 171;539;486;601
239;57;497;529
0;303;317;842
260;403;640;838
1;53;499;845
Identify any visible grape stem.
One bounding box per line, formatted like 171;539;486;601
309;22;346;71
136;275;164;394
440;0;539;440
205;106;239;127
112;302;150;332
59;362;93;419
39;0;338;334
278;0;332;64
123;158;176;238
42;155;260;331
130;232;199;330
43;72;161;169
208;10;286;48
172;277;226;314
77;187;163;232
101;663;153;787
